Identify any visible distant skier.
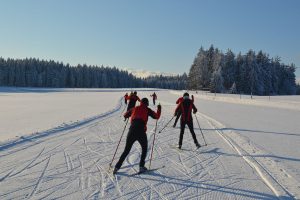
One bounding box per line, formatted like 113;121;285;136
113;98;161;174
174;92;200;149
126;91;140;111
124;93;129;105
173;94;194;128
150;92;157;105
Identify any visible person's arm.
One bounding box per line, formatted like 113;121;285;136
137;96;141;102
148;105;161;119
174;103;181;116
192;103;197;114
192;95;194;103
123;108;133;118
176;97;182;104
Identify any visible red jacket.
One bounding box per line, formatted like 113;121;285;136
150;93;157;100
176;95;194;104
124;103;161;132
126;94;141;102
175;99;197;123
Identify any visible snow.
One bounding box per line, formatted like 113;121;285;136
0;87;159;142
0;87;299;199
0;87;124;142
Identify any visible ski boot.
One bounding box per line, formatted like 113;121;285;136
139;166;148;173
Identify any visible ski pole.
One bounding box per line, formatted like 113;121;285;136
109;118;129;170
158;116;175;133
194;113;207;146
149;119;158;169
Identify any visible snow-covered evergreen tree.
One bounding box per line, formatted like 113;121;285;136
187;46;297;95
222;49;236;90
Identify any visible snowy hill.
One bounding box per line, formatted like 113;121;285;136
0;88;299;199
124;68;177;78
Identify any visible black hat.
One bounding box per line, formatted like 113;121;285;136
141;98;149;106
183;92;189;97
134;91;137;95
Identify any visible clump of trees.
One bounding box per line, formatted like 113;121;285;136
296;83;300;95
188;45;297;95
0;57;187;89
143;73;187;90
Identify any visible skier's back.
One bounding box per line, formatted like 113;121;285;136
114;98;161;174
126;91;140;111
150;92;157;105
173;94;194;127
124;93;129;105
174;93;200;149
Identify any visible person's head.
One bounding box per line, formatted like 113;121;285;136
183;92;189;100
141;98;149;107
134;91;137;95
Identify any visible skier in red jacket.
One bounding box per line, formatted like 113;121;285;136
174;92;200;149
113;98;161;174
126;91;141;111
173;94;194;127
124;93;129;105
150;92;157;105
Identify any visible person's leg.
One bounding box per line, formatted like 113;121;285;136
115;131;136;169
187;121;200;146
137;132;148;167
179;121;185;147
173;111;181;127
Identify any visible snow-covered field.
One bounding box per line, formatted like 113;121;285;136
0;87;299;199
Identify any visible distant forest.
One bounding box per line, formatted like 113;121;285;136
188;45;298;95
1;46;299;95
0;57;187;89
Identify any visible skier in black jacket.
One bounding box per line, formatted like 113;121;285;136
174;92;200;149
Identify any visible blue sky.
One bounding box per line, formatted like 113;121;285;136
0;0;299;78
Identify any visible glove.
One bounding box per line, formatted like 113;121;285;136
193;110;197;114
157;104;161;110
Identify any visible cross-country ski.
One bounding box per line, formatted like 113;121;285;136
130;165;166;176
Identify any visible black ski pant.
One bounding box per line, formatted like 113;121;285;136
115;124;148;169
153;99;156;105
127;102;136;111
179;121;199;147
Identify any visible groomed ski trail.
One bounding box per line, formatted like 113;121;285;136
0;91;288;199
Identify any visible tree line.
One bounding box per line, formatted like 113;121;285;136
188;45;297;95
0;47;298;95
0;57;187;89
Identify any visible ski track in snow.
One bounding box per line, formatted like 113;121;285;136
0;91;296;199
